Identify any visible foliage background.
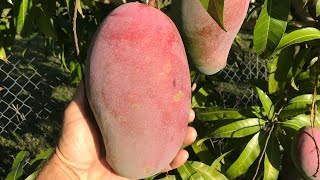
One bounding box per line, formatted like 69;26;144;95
2;0;320;179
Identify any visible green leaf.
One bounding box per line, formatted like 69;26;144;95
158;175;177;180
0;46;6;61
192;86;210;108
263;132;280;180
65;0;70;13
316;0;320;17
211;150;233;170
291;48;313;90
268;46;295;94
14;0;30;35
191;161;228;180
255;86;275;120
28;148;53;173
277;28;320;51
195;107;245;121
77;0;84;18
253;0;290;57
209;118;266;138
35;8;57;39
279;94;320;119
25;170;39;180
178;161;204;180
226;132;266;179
192;141;215;165
280;114;313;131
200;0;225;30
6;151;30;180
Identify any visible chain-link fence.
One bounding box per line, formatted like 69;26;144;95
217;51;268;108
0;49;268;178
0;56;73;177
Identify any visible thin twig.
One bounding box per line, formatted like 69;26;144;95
73;0;80;58
73;0;86;86
252;124;275;180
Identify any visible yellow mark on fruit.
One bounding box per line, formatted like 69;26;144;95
118;116;128;123
163;63;172;74
131;104;141;110
174;90;184;102
144;166;155;175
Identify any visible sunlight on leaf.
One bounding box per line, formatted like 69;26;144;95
255;86;275;120
277;28;320;51
253;0;290;57
226;132;266;179
263;132;280;180
191;161;228;180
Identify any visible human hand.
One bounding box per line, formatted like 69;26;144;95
38;81;197;180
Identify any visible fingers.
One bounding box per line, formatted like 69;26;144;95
189;109;195;123
161;150;189;173
183;127;197;146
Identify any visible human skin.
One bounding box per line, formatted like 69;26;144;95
37;82;197;180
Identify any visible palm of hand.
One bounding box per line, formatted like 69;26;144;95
55;83;197;179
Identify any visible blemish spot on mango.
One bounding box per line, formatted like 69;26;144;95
163;63;172;74
174;90;184;102
144;166;155;175
118;116;128;123
131;103;141;110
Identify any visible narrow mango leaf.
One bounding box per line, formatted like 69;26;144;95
192;86;210;108
192;141;215;165
25;170;39;180
277;28;320;51
178;161;204;180
29;148;53;172
316;0;320;17
6;151;30;180
0;46;6;61
291;48;312;90
191;161;228;180
255;86;275;120
77;0;84;18
14;0;30;34
279;94;320;119
65;0;70;13
36;8;57;39
253;0;290;57
211;150;233;170
158;175;177;180
244;106;265;119
209;118;266;138
279;114;317;131
263;132;280;180
226;132;266;179
268;46;295;94
200;0;225;30
195;107;245;121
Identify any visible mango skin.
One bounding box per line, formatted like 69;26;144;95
291;126;320;179
85;2;191;179
170;0;249;75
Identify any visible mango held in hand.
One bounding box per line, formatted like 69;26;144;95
291;126;320;179
171;0;249;75
85;2;191;179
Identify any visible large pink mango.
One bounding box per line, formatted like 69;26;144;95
170;0;249;75
291;126;320;179
85;2;191;179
